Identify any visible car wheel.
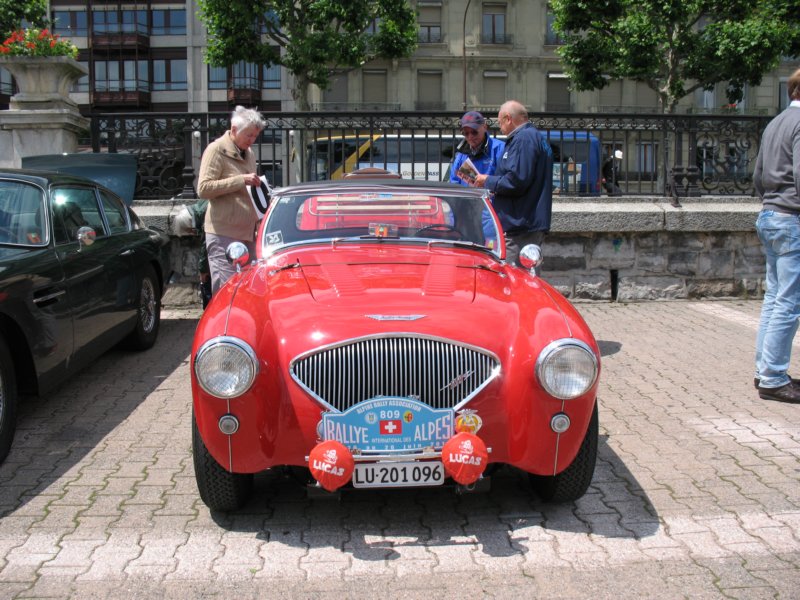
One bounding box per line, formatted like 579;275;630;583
529;403;598;502
0;336;18;465
192;414;253;511
122;264;161;351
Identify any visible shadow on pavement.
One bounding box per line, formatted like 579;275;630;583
0;317;193;515
597;339;622;357
209;433;659;559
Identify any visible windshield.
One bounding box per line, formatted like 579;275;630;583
0;180;47;246
261;187;500;257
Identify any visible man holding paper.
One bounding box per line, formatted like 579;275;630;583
450;111;505;247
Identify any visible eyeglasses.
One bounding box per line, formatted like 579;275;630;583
461;128;481;137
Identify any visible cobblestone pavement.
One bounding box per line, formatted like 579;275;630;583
0;301;798;599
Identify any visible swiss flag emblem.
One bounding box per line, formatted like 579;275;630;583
379;420;402;435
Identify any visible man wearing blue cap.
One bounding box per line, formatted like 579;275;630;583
450;111;505;248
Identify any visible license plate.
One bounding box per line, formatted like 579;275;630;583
352;461;445;488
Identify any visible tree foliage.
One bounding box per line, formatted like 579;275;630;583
551;0;800;113
197;0;418;110
0;0;47;38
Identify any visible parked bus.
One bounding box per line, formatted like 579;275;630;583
290;129;602;195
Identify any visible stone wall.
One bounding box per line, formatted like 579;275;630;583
135;195;764;306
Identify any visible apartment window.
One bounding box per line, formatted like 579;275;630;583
92;9;147;34
418;5;441;43
416;70;443;110
259;10;279;34
546;73;571;112
598;80;623;110
779;81;789;112
323;72;348;104
52;10;88;36
545;7;563;45
209;65;227;89
365;18;380;35
363;70;387;105
71;61;90;93
94;60;148;91
152;9;186;35
0;67;12;95
483;70;506;108
637;142;658;175
232;61;258;88
482;4;509;44
153;59;187;90
262;64;280;89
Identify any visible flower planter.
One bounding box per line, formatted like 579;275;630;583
0;56;87;110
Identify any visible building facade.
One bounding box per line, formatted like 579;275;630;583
1;0;797;116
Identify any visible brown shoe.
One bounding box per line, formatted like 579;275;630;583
758;381;800;403
754;376;800;389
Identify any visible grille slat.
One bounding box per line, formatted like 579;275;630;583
291;335;499;412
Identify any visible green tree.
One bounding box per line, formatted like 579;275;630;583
197;0;418;110
0;0;47;38
551;0;800;113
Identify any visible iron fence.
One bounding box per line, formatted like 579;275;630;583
87;111;772;200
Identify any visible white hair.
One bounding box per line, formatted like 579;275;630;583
230;105;266;132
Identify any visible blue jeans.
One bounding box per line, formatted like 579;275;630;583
755;210;800;388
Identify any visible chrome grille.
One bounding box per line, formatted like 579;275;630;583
290;335;499;412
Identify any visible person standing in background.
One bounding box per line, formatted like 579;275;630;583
753;67;800;403
198;105;266;294
450;110;505;247
472;100;553;267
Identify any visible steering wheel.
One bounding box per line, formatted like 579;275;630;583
413;224;463;240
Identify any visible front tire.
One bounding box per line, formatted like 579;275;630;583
0;336;18;465
529;403;598;502
192;415;253;511
122;264;161;350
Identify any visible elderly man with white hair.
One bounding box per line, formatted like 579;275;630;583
198;105;266;294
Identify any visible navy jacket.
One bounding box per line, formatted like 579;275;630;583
484;123;553;234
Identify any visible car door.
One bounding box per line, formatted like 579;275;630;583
0;177;74;392
50;184;131;367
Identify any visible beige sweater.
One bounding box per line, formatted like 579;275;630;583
197;130;258;241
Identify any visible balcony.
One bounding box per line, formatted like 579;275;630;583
480;32;513;45
91;29;150;52
227;87;262;106
414;101;446;111
312;102;402;111
91;89;151;107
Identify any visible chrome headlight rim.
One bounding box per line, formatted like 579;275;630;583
194;336;259;399
535;338;599;400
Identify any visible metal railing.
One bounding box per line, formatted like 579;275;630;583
86;110;773;200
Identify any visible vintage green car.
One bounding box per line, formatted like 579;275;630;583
0;169;172;464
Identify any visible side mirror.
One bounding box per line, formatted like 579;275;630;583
518;244;542;274
77;226;96;247
226;242;250;271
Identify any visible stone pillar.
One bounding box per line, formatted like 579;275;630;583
0;56;90;168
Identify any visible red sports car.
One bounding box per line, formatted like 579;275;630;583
191;178;600;511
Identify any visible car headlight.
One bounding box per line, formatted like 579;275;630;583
536;339;598;400
195;336;259;398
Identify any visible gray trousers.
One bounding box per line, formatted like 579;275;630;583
205;232;257;294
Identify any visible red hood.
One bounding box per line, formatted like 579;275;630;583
301;247;478;306
212;245;573;362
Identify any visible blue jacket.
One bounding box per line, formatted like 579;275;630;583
449;135;506;186
484;123;553;234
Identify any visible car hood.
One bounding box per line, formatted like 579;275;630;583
214;245;573;358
